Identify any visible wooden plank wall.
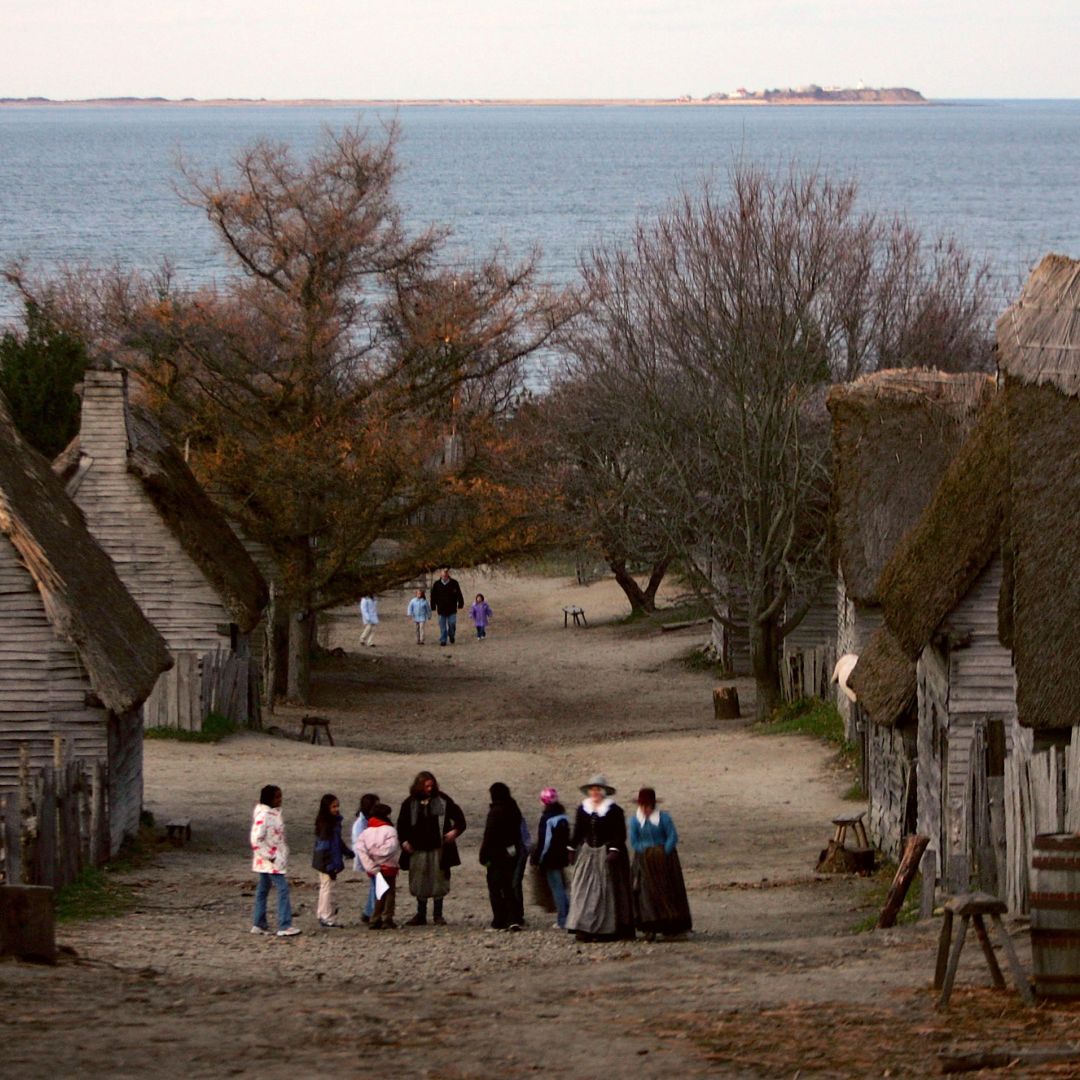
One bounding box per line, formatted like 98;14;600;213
72;373;233;656
0;537;110;793
867;722;913;861
916;644;949;884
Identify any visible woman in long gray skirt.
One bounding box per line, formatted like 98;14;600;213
629;786;692;940
566;773;634;942
397;771;466;926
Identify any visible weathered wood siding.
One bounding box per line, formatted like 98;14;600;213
916;643;949;883
71;372;233;659
0;535;109;791
782;593;837;701
107;709;142;852
867;722;914;861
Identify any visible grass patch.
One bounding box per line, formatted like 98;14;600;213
145;711;239;743
54;824;159;923
851;860;922;932
758;697;860;773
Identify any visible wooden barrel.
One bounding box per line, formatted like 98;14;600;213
1030;832;1080;999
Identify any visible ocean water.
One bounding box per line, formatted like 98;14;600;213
1;101;1079;320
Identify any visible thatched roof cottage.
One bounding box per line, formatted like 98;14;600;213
851;253;1080;909
0;390;171;853
827;368;993;857
55;368;268;729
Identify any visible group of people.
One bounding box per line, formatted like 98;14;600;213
360;569;494;648
249;771;692;942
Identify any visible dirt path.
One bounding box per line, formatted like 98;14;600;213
2;572;1071;1078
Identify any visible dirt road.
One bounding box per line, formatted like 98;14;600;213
2;572;1070;1077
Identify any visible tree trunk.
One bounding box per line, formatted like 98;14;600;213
610;558;667;613
286;603;315;704
750;616;783;722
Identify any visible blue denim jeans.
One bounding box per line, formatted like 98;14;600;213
438;613;457;645
364;876;377;919
546;868;569;928
252;872;293;930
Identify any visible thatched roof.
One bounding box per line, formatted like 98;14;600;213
1004;378;1080;729
849;395;1007;726
55;379;268;633
828;369;995;605
0;393;171;714
997;254;1080;398
848;627;917;728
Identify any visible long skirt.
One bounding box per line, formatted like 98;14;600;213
566;845;634;939
631;845;692;935
408;849;449;899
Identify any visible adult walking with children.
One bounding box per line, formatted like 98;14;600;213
566;774;634;942
629;786;692;940
430;567;465;646
398;770;467;925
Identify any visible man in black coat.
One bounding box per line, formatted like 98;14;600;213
430;567;465;646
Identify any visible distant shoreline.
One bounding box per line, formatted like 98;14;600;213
0;95;933;109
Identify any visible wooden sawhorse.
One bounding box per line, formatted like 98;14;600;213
300;715;335;745
934;892;1033;1008
831;812;869;850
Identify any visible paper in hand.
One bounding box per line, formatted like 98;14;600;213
375;871;390;899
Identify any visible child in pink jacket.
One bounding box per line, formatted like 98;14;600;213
355;803;401;930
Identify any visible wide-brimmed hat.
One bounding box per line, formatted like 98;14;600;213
580;773;616;796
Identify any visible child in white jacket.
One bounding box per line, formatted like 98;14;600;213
250;784;301;936
355;803;401;930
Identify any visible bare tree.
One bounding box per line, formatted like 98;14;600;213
564;165;993;718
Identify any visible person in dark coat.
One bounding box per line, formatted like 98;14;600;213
530;786;571;929
312;793;353;928
429;568;465;646
566;773;634;942
479;782;526;930
397;770;467;926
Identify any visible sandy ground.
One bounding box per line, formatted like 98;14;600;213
3;571;1077;1078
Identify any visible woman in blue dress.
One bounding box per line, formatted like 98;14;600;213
628;786;692;940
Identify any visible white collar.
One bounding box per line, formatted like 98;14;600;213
635;808;661;826
582;797;614;817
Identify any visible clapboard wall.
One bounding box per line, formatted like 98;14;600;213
70;372;233;659
0;534;140;852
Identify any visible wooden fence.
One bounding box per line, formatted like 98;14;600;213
0;741;108;888
781;644;836;703
142;649;261;732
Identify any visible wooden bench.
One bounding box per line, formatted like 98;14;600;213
166;818;192;845
300;715;334;746
563;606;587;628
934;891;1033;1007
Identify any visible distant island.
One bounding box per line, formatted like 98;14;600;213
0;86;928;108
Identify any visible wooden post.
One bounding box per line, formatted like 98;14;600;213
0;884;55;964
61;761;81;886
877;834;930;929
18;744;34;880
2;792;21;885
713;686;741;720
36;767;57;890
90;760;109;865
919;847;937;920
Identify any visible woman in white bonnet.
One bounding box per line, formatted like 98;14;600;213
565;774;634;942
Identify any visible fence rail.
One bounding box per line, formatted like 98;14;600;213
0;740;108;888
781;644;836;703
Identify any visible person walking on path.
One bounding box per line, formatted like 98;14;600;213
629;786;692;940
407;588;431;645
566;773;634;942
398;770;467;926
359;594;379;647
355;802;402;930
469;594;493;640
250;784;301;937
430;568;465;646
479;782;526;931
312;793;353;927
351;793;380;923
530;786;571;930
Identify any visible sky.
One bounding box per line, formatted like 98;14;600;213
3;1;1078;101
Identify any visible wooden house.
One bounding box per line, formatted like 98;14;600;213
0;391;171;854
827;369;993;858
55;368;268;730
852;253;1080;909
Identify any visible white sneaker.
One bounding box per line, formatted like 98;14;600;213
276;926;302;937
250;925;271;935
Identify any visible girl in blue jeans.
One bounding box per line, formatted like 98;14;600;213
530;787;571;928
250;784;301;936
